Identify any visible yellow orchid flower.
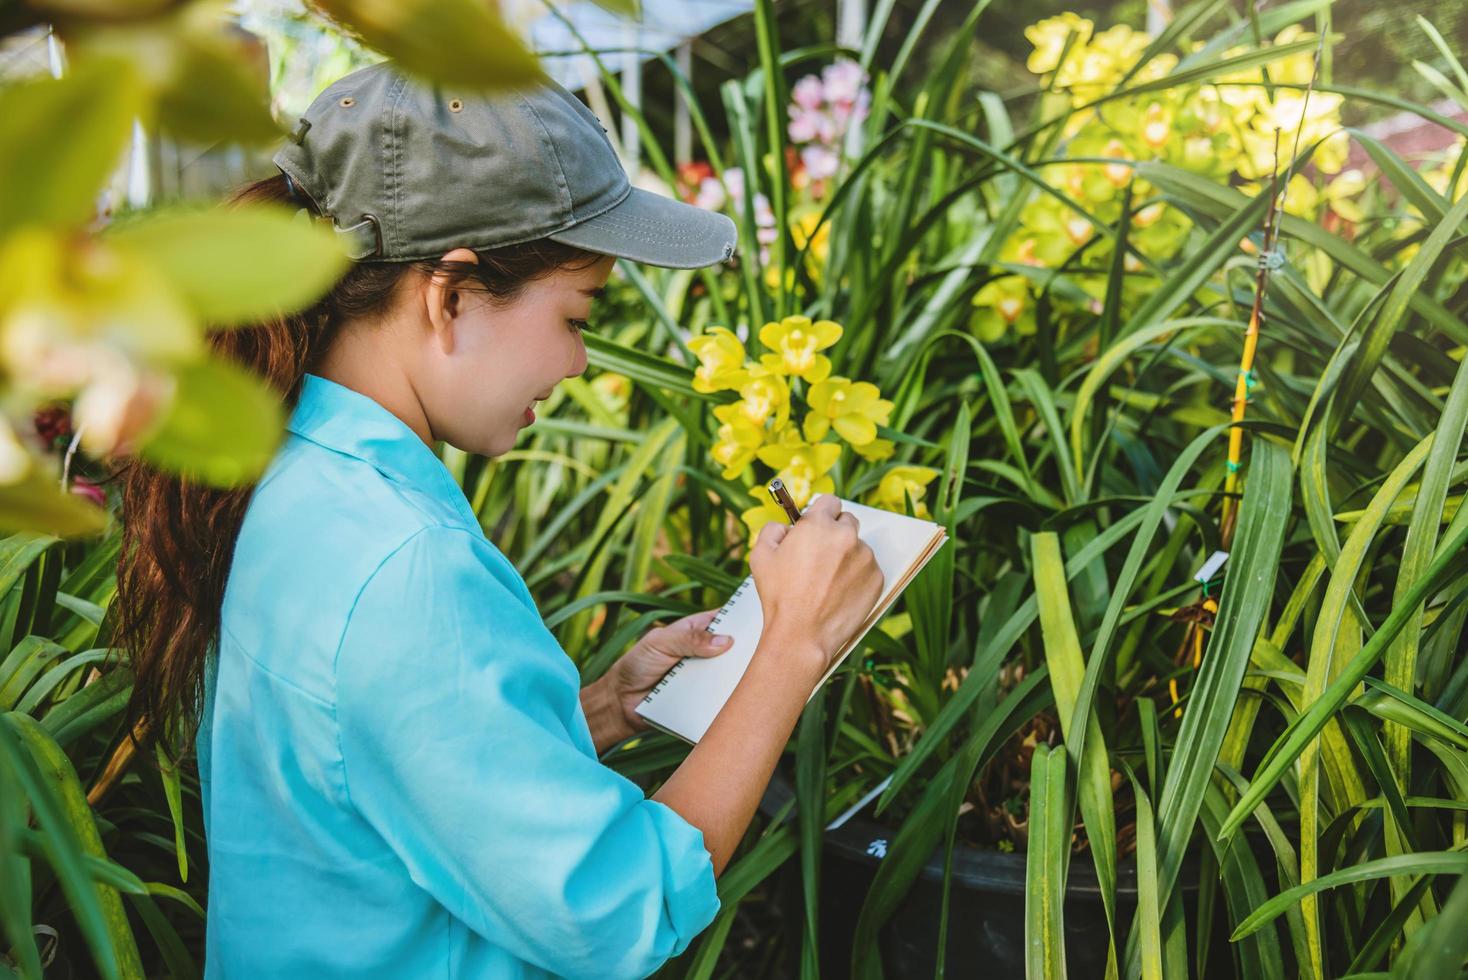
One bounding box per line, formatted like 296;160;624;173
740;486;790;551
866;465;940;519
1423;139;1468;200
791;210;831;266
730;365;792;432
1025;13;1093;75
970;276;1034;342
1140;101;1171;149
758;315;842;382
999;13;1353;300
1240;90;1347;178
852;437;896;462
687;326;750;393
1322;169;1367;223
761;211;836;290
762;263;798;293
756;437;840;508
767;419;803;443
1239;173;1320;220
710;403;766;479
803;376;893;447
1133;201;1166;228
1101;137;1133;188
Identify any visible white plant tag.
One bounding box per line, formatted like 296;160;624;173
1194;550;1230;584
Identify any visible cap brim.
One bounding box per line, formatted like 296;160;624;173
546;187;738;269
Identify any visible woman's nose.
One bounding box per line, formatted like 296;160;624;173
568;332;589;378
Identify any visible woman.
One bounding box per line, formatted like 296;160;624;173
115;62;882;979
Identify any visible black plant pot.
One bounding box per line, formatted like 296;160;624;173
756;770;1233;979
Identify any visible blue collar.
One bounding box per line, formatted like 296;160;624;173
286;372;477;529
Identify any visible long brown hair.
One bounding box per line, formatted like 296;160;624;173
114;172;602;748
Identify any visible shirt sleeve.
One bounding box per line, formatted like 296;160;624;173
334;524;721;980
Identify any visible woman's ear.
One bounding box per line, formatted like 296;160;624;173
422;247;480;354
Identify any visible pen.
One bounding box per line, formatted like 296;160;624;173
767;478;802;525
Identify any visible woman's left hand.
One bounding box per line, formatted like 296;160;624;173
600;609;733;736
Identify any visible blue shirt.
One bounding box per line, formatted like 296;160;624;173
197;372;721;979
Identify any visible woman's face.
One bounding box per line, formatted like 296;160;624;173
417;248;615;458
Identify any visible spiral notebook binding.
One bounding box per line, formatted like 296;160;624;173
638;574;753;704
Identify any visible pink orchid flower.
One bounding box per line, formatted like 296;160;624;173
788;106;824;144
821;60;866;104
801;144;840;180
693;177;726;211
792;74;824;111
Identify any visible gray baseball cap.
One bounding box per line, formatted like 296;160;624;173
273;62;737;269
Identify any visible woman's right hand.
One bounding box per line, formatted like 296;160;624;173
654;496;885;876
748;494;885;672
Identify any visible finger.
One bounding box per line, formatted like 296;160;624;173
666;611;731;656
805;494;842;521
684;608;721;632
754;521;789;552
835;510;861;533
688;627;734;656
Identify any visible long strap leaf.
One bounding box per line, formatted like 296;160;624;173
1032;532;1117;979
1123;440;1292;976
1025;743;1070;980
1219;519;1468;839
1233;852;1468;941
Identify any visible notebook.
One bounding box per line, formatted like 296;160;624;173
633;494;949;744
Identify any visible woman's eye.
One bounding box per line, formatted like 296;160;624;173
567;318;592;334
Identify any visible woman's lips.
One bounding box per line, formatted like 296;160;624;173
522;391;551;426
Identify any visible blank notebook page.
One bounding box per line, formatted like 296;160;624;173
634;495;947;744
